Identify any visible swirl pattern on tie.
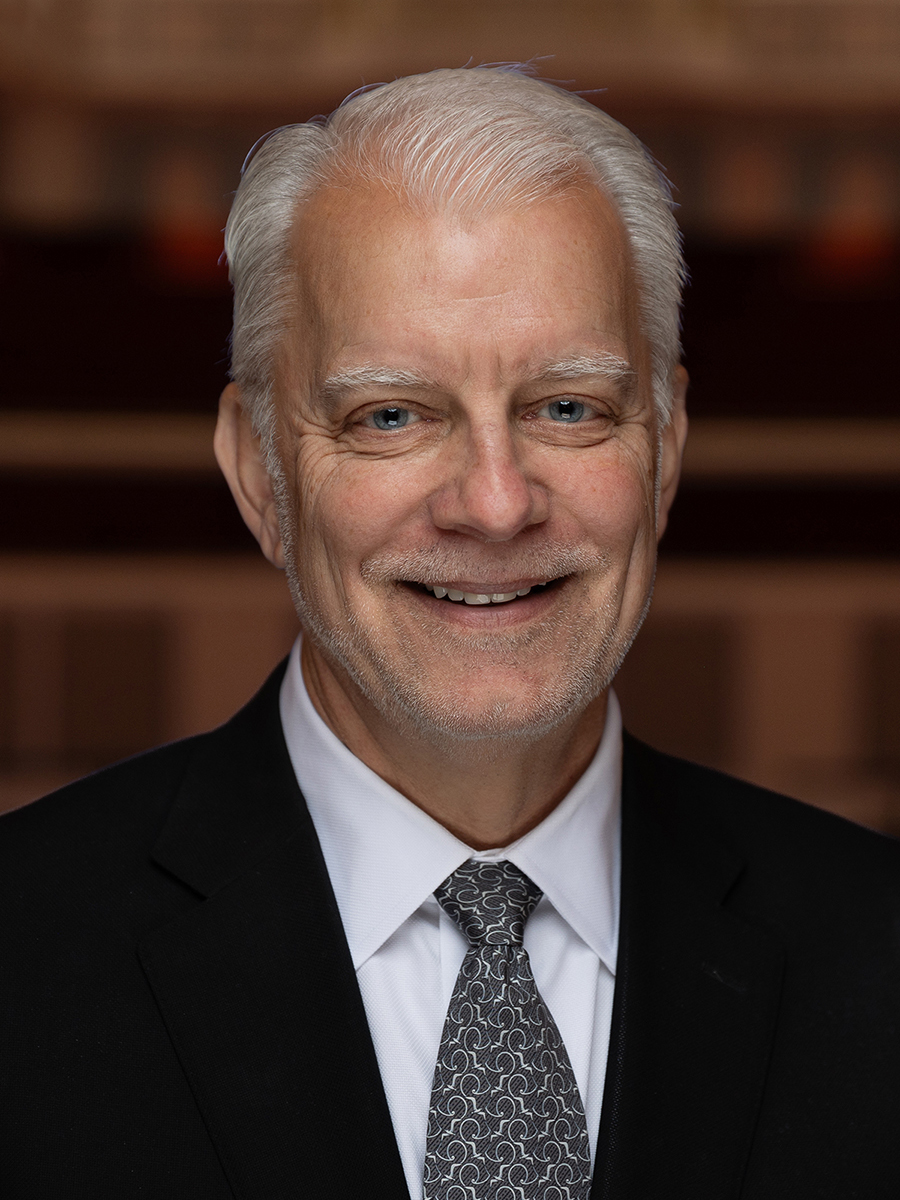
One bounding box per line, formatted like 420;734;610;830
423;859;592;1200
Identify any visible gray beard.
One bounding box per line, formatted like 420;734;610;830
274;476;653;747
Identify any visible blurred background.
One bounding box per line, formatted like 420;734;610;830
1;0;898;829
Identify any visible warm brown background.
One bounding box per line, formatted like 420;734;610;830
1;0;899;830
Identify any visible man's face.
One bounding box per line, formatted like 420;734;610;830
267;181;684;742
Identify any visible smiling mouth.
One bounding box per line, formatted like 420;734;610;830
414;580;559;606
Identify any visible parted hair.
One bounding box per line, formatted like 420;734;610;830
224;65;685;449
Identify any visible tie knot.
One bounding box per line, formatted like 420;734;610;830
434;860;542;947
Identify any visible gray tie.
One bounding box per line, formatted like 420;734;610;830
423;859;593;1199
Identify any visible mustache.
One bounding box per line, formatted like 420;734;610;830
360;543;609;585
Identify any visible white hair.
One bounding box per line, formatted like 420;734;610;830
224;66;685;451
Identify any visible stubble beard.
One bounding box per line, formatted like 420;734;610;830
277;500;654;749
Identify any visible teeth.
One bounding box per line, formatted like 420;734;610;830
424;584;534;604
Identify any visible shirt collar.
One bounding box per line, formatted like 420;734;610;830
279;638;620;975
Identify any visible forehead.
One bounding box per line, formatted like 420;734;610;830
285;179;642;386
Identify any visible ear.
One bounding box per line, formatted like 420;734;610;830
214;382;286;568
656;364;689;541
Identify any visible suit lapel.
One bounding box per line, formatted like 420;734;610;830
593;736;785;1200
139;668;407;1200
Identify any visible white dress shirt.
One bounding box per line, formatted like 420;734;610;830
279;638;621;1200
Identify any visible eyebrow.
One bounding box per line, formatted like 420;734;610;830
316;352;638;408
532;352;638;392
317;367;437;408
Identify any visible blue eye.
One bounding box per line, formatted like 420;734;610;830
546;399;586;423
371;407;411;430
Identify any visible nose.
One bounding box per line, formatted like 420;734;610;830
429;422;549;542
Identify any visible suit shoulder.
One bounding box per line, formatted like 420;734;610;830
0;664;288;907
0;734;207;875
623;733;900;885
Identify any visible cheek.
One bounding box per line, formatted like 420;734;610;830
561;456;656;549
293;449;430;569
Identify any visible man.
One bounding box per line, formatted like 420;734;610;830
2;66;899;1199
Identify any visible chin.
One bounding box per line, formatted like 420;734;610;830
399;698;588;745
354;652;617;747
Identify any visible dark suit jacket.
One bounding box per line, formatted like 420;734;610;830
2;662;900;1198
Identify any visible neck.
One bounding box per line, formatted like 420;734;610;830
300;641;608;849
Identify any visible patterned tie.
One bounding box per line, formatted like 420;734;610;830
423;859;593;1200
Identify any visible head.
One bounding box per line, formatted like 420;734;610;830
216;66;689;747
